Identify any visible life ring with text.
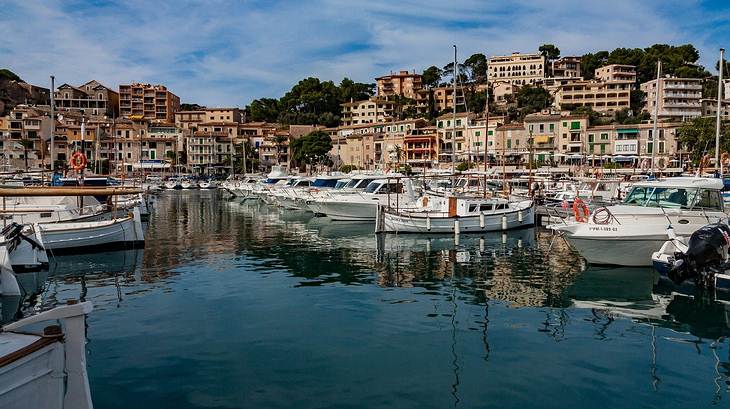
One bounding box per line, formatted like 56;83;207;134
657;157;667;170
69;152;87;171
640;158;650;171
573;198;590;223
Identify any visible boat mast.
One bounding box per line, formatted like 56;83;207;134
452;45;457;175
650;59;661;177
716;48;725;177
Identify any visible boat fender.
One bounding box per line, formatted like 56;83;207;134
479;213;485;228
501;215;507;230
573;198;590;223
422;196;429;208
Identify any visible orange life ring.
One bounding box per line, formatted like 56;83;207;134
69;152;87;171
573;197;590;222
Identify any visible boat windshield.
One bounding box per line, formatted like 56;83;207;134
334;180;349;189
312;178;338;188
623;186;723;210
344;179;360;188
363;182;382;193
354;178;377;189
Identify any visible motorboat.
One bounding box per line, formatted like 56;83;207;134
549;177;728;266
198;180;217;189
313;178;416;221
0;223;48;273
0;301;94;409
34;208;145;253
164;179;181;190
180;179;193;189
651;223;730;293
376;196;534;233
306;174;396;216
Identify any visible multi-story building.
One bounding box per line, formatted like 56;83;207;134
118;83;180;124
640;77;703;120
1;105;53;170
556;116;590;155
414;85;467;114
54;80;119;118
492;81;521;107
701;98;730;119
488;52;546;86
553;80;632;113
403;126;438;169
594;64;637;83
586;122;680;160
375;70;423;99
552;57;581;78
524;113;561;160
340;98;397;126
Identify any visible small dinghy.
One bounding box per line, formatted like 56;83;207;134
651;223;730;292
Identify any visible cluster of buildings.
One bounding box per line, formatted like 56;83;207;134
0;49;727;174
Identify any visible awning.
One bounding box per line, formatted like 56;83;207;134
534;135;550;144
617;129;639;134
132;162;171;169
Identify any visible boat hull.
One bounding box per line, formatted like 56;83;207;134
35;209;145;253
381;203;535;233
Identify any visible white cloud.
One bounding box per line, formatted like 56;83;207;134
1;0;727;107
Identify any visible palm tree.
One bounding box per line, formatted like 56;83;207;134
20;139;34;171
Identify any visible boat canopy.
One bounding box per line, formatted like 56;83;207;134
631;177;723;191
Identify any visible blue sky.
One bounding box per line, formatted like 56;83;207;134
2;0;729;107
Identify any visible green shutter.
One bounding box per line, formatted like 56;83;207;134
570;121;580;130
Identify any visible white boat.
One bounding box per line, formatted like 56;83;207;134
549;177;728;266
198;180;217;189
0;223;48;273
34;208;145;253
180;180;193;189
313;178;416;221
164;179;181;190
377;196;535;233
0;301;94;409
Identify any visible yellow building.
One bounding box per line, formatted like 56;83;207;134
375;70;423;99
488;52;546;85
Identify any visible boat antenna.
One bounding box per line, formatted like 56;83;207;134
452;45;457;176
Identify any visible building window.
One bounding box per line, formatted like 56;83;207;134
549;124;555;132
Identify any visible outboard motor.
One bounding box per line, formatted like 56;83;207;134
669;223;730;286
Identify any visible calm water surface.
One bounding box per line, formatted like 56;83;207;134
4;190;730;408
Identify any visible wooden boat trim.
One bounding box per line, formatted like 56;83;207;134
0;332;62;368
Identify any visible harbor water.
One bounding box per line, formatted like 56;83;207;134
4;190;730;408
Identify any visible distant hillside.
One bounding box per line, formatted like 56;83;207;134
0;69;49;115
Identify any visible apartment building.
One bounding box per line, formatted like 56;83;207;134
187;122;237;169
556;116;590;155
701;98;730;119
404;126;438;168
1;105;53;170
586;122;680;159
595;64;637;83
54;80;119;118
488;52;546;85
340;98;396;126
118;83;180;123
524;113;561;160
414;85;467;114
641;77;703;120
375;70;423;99
552;57;582;78
553;80;632;113
492;81;521;106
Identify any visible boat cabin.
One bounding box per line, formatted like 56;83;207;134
623;178;724;211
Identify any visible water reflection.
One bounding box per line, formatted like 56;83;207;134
0;190;728;408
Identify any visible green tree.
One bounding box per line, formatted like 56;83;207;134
464;53;488;83
179;103;206;111
581;51;609;80
248;98;280;122
0;69;22;82
515;85;552;117
678;117;730;162
539;44;560;76
291;130;333;167
339;78;374;102
422;66;442;88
